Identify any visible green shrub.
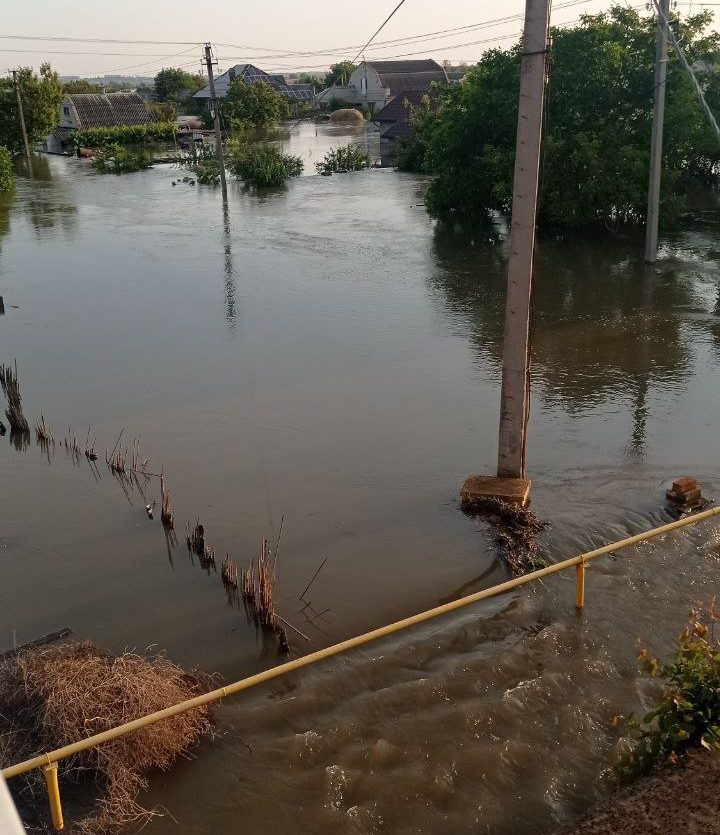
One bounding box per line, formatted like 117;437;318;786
70;122;175;148
227;141;303;187
91;144;153;174
315;144;370;175
617;606;720;780
184;146;220;185
0;146;13;193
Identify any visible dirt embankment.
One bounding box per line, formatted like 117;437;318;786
556;751;720;835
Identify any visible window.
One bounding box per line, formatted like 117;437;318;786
361;77;367;94
63;106;70;116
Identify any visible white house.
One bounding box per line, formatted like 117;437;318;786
321;59;448;112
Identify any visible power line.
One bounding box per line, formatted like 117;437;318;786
351;0;411;63
0;35;201;45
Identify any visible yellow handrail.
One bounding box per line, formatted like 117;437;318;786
3;504;719;828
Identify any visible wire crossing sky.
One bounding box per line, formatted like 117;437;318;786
0;0;656;76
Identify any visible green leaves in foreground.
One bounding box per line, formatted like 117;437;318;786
618;605;720;780
91;144;153;174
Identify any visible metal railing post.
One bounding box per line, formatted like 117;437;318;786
575;559;586;609
43;762;63;831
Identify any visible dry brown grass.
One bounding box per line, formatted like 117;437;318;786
0;360;29;434
0;642;213;834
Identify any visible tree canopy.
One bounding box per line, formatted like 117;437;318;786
0;64;63;155
325;62;356;87
404;7;720;232
153;68;204;104
223;80;289;129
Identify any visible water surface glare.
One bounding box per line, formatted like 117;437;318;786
1;125;719;833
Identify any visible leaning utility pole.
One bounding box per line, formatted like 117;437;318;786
460;0;550;509
644;0;671;264
12;70;32;164
496;0;551;482
203;43;228;203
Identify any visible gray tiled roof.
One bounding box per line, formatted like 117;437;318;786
365;60;449;95
68;92;153;129
194;64;314;101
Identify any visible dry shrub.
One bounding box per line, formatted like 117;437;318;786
468;497;548;576
0;642;213;833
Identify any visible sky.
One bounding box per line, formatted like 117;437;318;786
0;0;699;78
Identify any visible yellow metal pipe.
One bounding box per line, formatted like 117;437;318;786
575;560;586;609
3;504;719;781
43;763;63;831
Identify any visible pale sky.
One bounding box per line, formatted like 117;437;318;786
3;0;658;78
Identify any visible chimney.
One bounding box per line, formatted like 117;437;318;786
99;84;106;95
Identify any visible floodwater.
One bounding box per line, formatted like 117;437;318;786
1;122;719;834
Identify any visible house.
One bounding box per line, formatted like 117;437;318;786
193;64;315;103
374;89;428;140
43;91;153;154
322;59;448;113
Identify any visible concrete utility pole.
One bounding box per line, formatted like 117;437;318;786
496;0;551;481
645;0;671;264
203;43;228;204
12;70;32;165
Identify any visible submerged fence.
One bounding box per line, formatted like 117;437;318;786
3;504;720;830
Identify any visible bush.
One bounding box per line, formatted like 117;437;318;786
185;146;220;185
315;143;370;175
70;122;175;148
227;140;303;187
224;79;289;130
92;143;153;174
0;145;13;193
617;606;720;780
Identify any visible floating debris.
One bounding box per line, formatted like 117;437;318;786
0;360;29;434
146;500;156;520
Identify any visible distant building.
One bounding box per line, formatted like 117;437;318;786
193;64;315;103
43;91;153;154
374;89;428;141
322;59;448;113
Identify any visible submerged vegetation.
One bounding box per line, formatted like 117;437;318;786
315;143;370;174
618;605;720;780
227;140;303;187
91;144;153;174
401;6;720;232
70;122;176;148
0;642;212;834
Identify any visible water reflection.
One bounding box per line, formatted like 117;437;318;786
222;203;236;331
429;231;694;414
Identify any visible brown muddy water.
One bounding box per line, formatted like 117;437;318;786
1;122;720;834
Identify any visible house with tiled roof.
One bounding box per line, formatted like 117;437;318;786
322;59;448;113
193;64;315;103
43;91;153;154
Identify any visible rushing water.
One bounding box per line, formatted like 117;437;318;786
1;122;719;834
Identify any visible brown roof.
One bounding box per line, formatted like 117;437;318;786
374;89;427;123
67;92;153;129
366;59;448;94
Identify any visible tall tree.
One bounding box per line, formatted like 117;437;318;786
223;80;289;129
154;68;205;103
325;62;356;87
0;64;63;155
408;7;720;232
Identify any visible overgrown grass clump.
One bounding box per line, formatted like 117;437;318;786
227;140;303;187
92;144;153;174
0;642;212;833
71;122;176;148
315;144;370;175
618;606;720;780
0;145;14;193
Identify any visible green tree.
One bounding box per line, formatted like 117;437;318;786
0;64;63;155
412;7;720;232
153;68;204;104
62;80;102;94
298;73;324;89
325;62;356;87
0;146;14;193
223;80;289;129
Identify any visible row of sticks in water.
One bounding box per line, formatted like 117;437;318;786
2;359;291;648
